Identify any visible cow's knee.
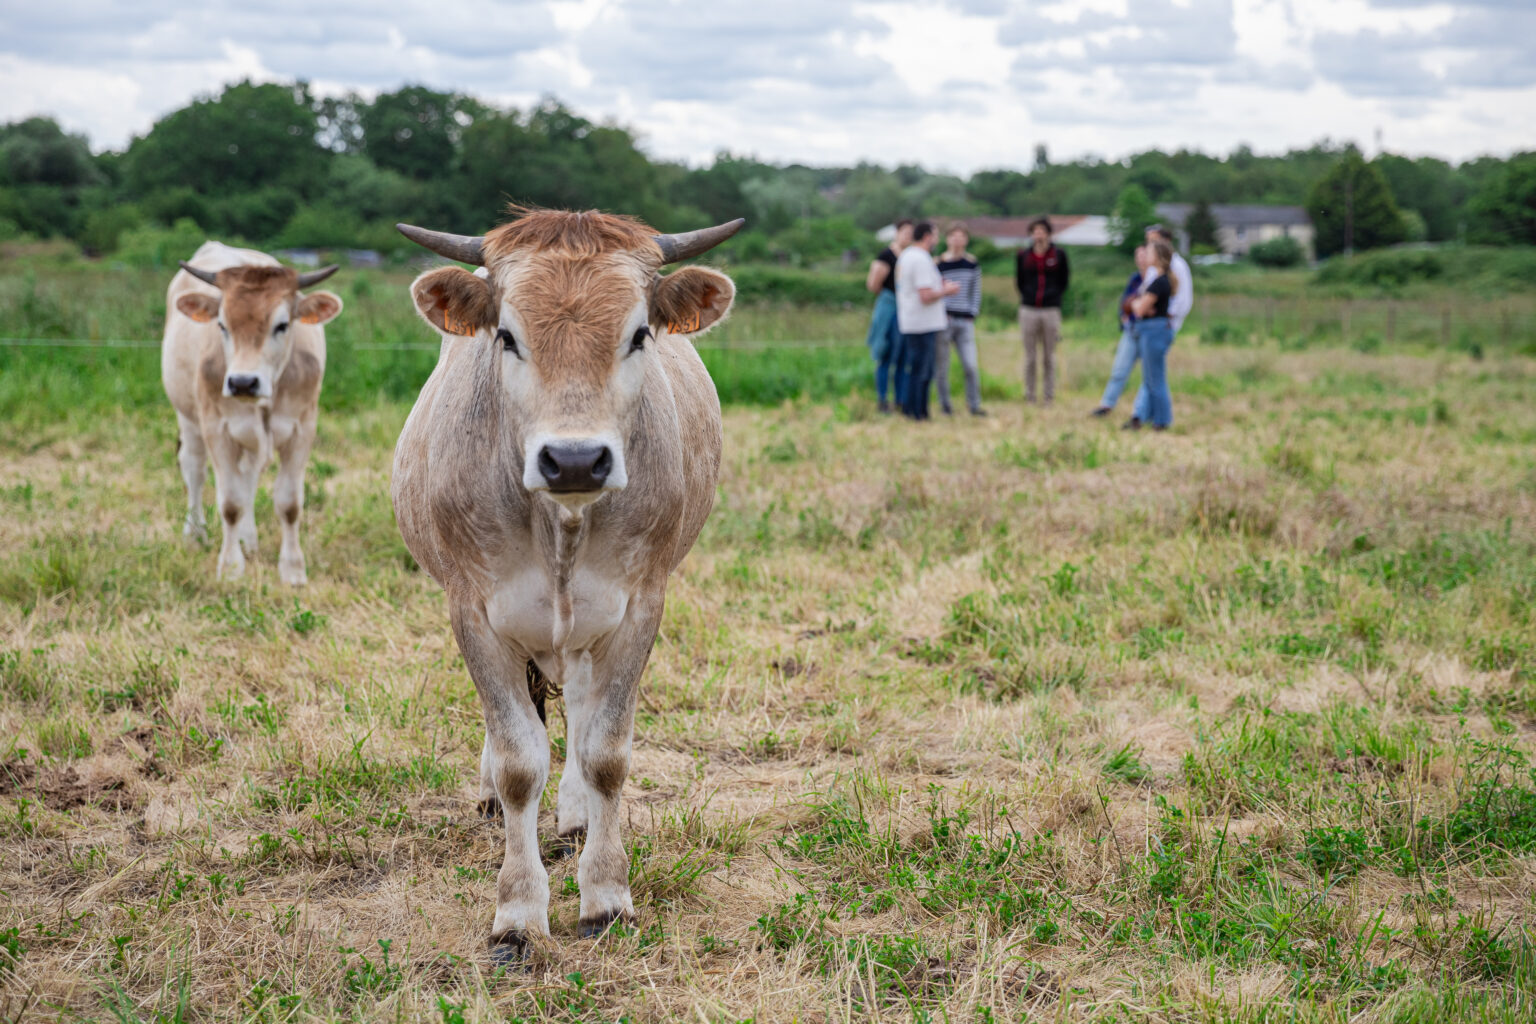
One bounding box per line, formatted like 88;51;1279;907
581;751;628;801
222;501;241;527
280;502;300;526
493;761;544;812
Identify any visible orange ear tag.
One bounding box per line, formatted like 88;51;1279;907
667;311;701;334
443;310;476;336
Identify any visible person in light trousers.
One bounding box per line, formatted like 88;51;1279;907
1015;216;1070;404
935;224;986;416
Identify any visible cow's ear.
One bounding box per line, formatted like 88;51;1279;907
176;293;220;323
296;291;344;326
411;266;496;337
650;266;735;339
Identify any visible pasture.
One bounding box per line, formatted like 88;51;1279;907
1;264;1535;1023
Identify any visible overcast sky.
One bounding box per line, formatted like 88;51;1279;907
1;0;1531;173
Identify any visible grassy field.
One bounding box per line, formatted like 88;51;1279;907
2;264;1536;1022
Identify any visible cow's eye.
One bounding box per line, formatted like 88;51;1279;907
273;322;288;335
629;326;651;354
496;327;520;356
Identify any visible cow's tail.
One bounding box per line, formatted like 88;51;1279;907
526;660;562;724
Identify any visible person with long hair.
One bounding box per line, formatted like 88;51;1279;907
1126;239;1178;431
865;218;914;413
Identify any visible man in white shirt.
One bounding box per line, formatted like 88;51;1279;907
893;221;959;420
1129;223;1194;426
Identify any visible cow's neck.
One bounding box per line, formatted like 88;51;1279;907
544;500;591;650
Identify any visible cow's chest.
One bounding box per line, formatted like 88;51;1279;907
483;562;633;658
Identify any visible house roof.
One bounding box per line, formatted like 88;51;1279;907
958;215;1087;240
1157;203;1312;228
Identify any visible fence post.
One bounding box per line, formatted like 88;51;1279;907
1387;303;1396;345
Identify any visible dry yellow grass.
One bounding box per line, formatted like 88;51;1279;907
1;333;1535;1022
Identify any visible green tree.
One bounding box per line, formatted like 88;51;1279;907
1108;184;1158;255
1374;154;1458;241
1306;150;1406;257
122;81;327;203
1186;198;1220;248
1467;153;1536;246
0;117;100;187
361;86;482;181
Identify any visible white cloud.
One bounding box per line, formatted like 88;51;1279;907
0;0;1530;169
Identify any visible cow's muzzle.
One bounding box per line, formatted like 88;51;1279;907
537;441;613;493
225;373;262;399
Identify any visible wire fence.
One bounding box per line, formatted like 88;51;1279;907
0;336;855;353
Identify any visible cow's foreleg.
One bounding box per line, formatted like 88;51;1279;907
451;600;550;954
568;593;663;937
273;416;314;586
175;413;208;543
208;431;262;580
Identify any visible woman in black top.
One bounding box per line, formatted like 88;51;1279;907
1127;240;1177;430
865;219;913;412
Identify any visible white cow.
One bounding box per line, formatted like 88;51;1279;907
161;242;343;583
391;209;741;958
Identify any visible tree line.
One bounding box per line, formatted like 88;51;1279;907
1;80;1531;265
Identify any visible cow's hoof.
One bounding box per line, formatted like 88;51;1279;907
578;910;631;939
547;827;585;860
279;564;308;587
477;796;501;821
487;932;530;969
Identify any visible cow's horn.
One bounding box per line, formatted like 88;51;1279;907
179;261;220;286
296;264;340;289
653;218;746;264
396;223;485;266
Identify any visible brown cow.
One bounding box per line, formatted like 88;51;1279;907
162;242;343;583
391;209;741;958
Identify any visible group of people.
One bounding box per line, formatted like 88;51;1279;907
864;216;1194;431
865;219;986;419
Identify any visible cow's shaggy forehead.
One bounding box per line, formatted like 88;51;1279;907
213;265;300;340
483;210;660;384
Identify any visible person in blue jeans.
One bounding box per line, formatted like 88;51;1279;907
1125;239;1178;430
1091;243;1149;417
865;219;913;412
894;221;958;420
1127;224;1194;427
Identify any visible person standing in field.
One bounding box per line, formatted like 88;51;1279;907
1016;217;1070;405
866;218;914;413
895;220;959;421
1126;239;1178;431
1091;243;1150;417
935;224;986;417
1125;224;1193;429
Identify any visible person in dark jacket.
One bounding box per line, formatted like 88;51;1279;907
1015;217;1070;404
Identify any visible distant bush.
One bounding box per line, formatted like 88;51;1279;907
1249;236;1304;268
728;266;867;306
1313;245;1536;292
114;218;211;270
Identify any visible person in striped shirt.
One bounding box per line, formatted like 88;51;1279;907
935;224;986;416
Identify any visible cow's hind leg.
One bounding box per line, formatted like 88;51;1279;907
451;601;550;957
273;416;314;586
175;413;208;543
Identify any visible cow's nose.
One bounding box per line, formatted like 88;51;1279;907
537;441;613;492
226;374;260;397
